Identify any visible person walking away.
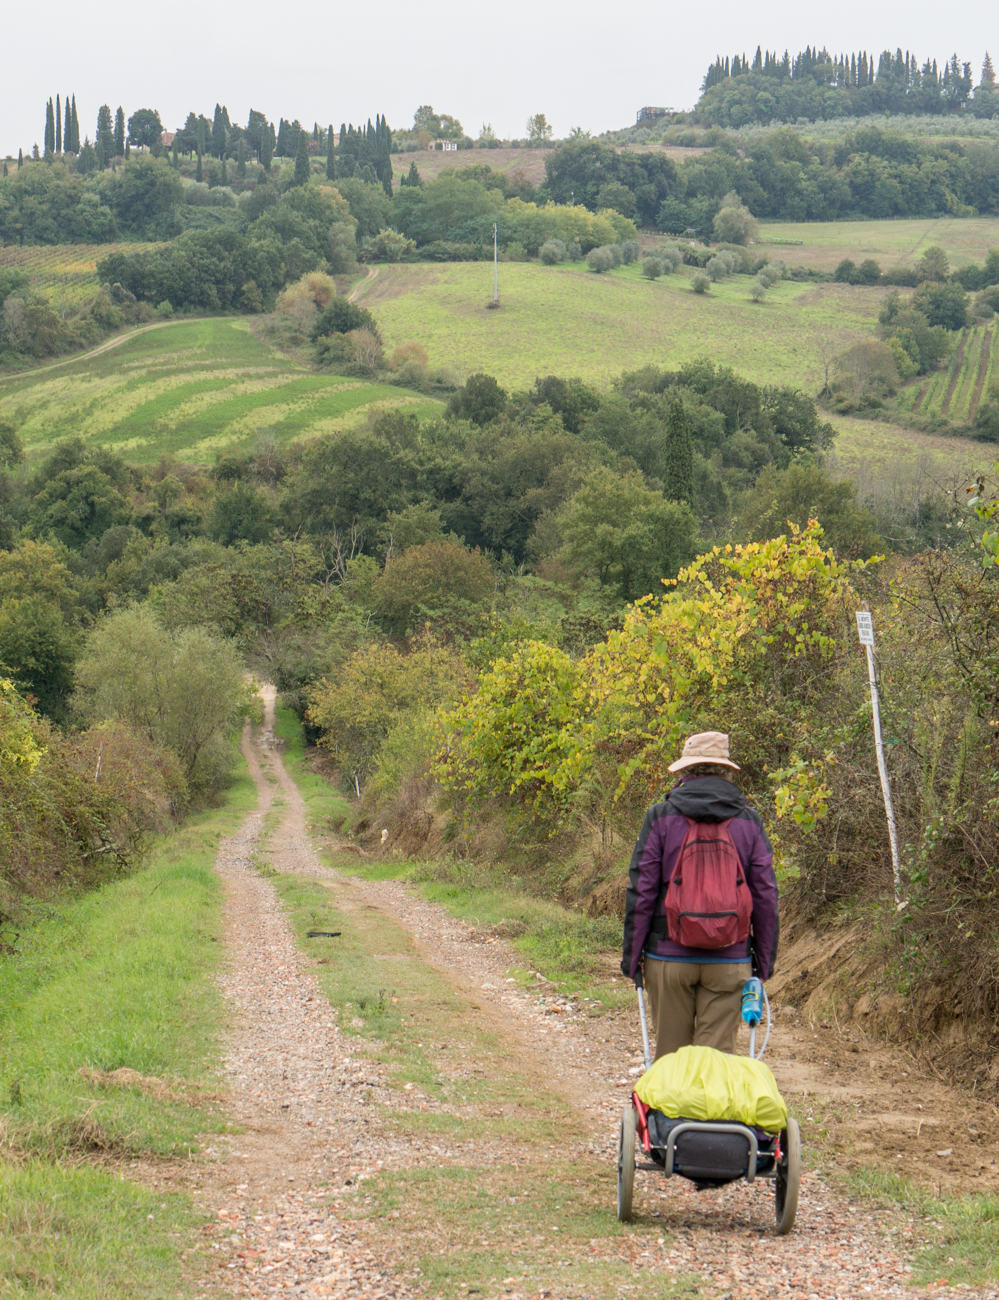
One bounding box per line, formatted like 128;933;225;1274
621;731;778;1060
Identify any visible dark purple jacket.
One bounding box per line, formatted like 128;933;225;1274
621;775;779;983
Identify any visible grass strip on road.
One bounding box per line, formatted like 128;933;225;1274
261;820;704;1298
276;705;625;1003
0;760;257;1297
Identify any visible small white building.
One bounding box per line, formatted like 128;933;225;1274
428;139;458;152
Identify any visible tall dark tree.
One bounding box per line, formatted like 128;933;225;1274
661;397;694;505
260;127;273;172
17;149;23;169
337;122;355;175
55;95;62;153
375;112;393;196
70;95;80;152
96;104;114;166
211;103;227;158
236;138;247;178
44;98;55;155
325;125;336;180
63;93;72;151
292;128;310;186
114;106;125;157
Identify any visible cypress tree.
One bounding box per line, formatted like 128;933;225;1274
44;98;54;155
237;139;247;178
172;135;179;166
211;103;226;158
293;128;310;186
661;397;694;506
2;163;6;178
63;94;71;150
261;128;272;173
97;104;114;164
71;96;80;152
326;126;335;179
56;95;62;153
125;140;130;160
96;138;105;171
196;151;202;182
114;106;125;157
17;149;23;169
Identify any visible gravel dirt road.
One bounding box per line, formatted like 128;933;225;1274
170;690;998;1300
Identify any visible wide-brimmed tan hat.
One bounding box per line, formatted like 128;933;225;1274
668;731;740;773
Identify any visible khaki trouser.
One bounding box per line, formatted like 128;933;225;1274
644;958;750;1059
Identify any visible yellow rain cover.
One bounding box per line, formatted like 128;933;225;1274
634;1045;788;1132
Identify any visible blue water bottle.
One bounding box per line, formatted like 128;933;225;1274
741;977;763;1026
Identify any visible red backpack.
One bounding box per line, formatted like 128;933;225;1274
664;817;752;949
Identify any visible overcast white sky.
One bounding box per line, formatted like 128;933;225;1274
2;0;995;157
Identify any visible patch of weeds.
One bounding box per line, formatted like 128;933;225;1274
0;1159;201;1300
848;1168;999;1289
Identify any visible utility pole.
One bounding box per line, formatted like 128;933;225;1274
493;222;499;305
856;605;902;906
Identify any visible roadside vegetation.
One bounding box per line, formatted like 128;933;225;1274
0;764;255;1296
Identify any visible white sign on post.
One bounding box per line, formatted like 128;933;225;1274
856;611;875;646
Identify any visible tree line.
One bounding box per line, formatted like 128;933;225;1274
695;46;998;125
543;130;999;231
27;99;393;181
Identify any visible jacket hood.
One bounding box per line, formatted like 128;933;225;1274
666;775;746;823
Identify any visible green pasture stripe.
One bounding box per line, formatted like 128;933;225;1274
0;318;440;464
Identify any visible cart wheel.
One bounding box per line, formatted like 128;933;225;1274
617;1102;637;1222
775;1118;801;1235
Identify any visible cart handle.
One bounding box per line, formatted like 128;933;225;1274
636;985;652;1072
662;1121;760;1183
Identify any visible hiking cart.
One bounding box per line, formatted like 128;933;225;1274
616;985;801;1234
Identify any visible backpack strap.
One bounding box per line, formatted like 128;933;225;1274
647;812;694;936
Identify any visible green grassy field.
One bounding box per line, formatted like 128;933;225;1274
0;318;442;464
0;242;168;310
758;216;999;273
357;259;883;390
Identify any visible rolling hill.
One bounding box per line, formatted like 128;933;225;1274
0;318;442;465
